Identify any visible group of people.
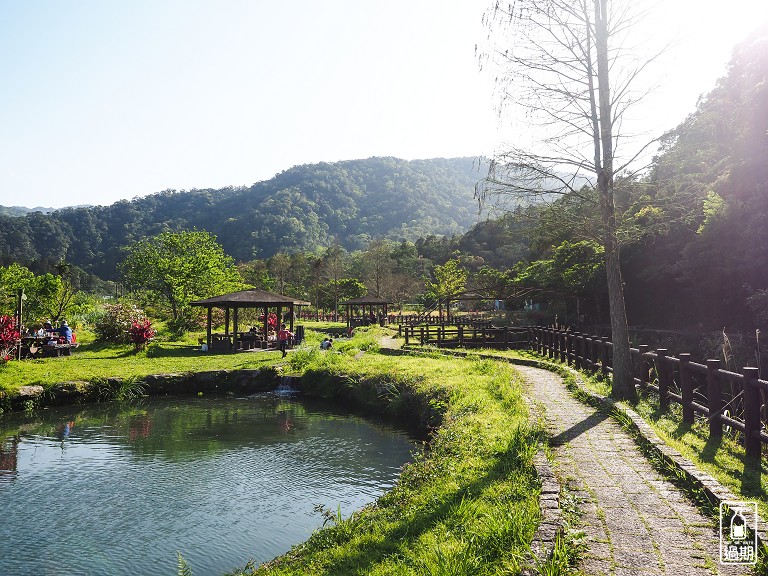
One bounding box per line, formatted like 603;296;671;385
28;320;75;344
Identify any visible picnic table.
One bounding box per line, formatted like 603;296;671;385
20;335;79;358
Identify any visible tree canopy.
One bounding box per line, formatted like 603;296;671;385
120;230;243;330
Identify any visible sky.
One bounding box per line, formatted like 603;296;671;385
0;0;766;210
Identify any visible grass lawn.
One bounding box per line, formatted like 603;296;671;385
0;321;358;393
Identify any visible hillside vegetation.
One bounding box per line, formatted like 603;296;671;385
0;157;484;280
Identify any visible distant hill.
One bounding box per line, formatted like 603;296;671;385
0;205;57;216
0;157;486;279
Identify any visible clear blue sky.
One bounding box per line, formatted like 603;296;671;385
0;0;766;209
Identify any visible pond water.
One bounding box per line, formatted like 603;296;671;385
0;392;416;576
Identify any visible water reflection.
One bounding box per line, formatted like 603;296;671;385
0;393;415;576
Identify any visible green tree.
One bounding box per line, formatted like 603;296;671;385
318;278;367;310
425;257;468;322
120;230;243;327
321;243;347;319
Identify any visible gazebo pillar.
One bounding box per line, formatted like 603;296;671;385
224;308;230;336
233;307;239;351
289;304;295;332
263;306;269;339
206;307;212;349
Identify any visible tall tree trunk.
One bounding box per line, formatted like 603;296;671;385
595;0;635;400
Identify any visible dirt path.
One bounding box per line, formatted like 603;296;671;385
517;364;747;575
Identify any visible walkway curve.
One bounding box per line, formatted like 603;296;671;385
517;364;747;576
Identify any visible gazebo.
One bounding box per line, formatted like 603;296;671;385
191;289;310;352
340;295;392;328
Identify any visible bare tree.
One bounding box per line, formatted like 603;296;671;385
477;0;666;400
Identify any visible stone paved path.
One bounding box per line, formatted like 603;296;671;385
517;365;749;576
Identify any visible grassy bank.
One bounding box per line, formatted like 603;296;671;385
226;345;545;575
0;321;353;394
415;344;768;523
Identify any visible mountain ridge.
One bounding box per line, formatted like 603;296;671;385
0;156;487;279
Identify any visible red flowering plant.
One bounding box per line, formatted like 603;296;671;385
258;312;279;330
128;318;156;351
0;315;20;364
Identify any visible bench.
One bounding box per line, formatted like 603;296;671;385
41;342;79;357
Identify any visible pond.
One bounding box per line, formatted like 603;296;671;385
0;392;416;576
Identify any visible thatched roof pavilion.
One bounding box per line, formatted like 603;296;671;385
191;289;310;351
340;295;392;328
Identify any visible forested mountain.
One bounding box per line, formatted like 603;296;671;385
0;157;484;280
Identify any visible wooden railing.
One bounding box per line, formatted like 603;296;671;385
530;327;768;458
390;314;493;327
399;323;530;349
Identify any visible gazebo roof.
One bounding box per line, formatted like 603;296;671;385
191;289;310;307
340;295;392;305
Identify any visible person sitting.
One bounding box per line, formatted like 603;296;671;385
56;321;73;344
320;337;330;350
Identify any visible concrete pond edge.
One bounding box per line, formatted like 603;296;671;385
0;367;283;413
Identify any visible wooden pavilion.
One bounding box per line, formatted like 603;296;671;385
191;289;310;352
340;295;392;328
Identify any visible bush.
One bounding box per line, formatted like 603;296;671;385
129;318;156;350
94;303;148;344
0;315;20;364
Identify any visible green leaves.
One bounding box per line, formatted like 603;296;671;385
120;230;243;323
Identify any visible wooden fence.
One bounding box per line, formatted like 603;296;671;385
390;314;493;327
399;323;530;349
530;327;768;459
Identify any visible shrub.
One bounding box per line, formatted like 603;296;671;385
0;315;20;364
94;303;147;344
129;319;156;350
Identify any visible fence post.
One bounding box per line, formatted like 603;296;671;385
404;326;410;345
527;327;533;352
743;367;762;459
572;333;581;369
638;345;650;389
535;327;542;354
593;335;602;371
655;349;670;412
458;325;464;346
553;329;561;361
565;332;573;365
548;329;555;359
559;331;567;363
504;327;509;348
679;353;694;424
600;337;610;376
706;359;723;438
420;327;425;345
437;325;443;347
